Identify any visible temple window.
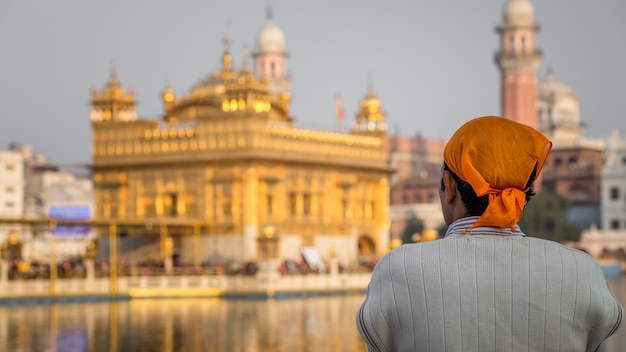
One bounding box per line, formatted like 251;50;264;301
303;193;311;215
163;193;178;216
267;194;273;217
289;192;297;216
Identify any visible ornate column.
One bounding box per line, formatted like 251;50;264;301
243;167;259;261
375;177;391;257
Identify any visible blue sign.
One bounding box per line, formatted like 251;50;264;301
49;205;91;236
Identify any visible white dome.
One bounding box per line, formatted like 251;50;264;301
256;20;285;54
503;0;535;27
539;71;576;101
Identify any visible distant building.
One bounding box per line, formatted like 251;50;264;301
25;169;95;259
89;11;391;264
0;144;95;260
569;132;626;255
0;150;25;247
0;150;24;217
537;70;605;228
602;131;626;230
388;135;446;239
494;0;606;229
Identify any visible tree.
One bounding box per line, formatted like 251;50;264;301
401;215;425;244
518;192;582;243
436;222;448;238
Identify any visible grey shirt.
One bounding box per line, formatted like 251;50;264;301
357;218;623;352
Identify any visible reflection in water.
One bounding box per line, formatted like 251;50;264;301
0;278;624;351
0;295;368;352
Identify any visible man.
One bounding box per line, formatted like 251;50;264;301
357;116;622;351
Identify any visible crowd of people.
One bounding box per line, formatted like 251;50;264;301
2;254;378;280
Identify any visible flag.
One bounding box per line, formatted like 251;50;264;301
335;94;344;120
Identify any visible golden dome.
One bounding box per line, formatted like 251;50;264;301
360;89;382;113
162;87;175;103
354;86;387;133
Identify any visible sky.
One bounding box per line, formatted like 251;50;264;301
0;0;625;167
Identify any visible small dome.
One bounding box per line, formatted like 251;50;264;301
360;89;382;112
256;20;285;54
187;75;226;97
503;0;534;27
539;70;575;101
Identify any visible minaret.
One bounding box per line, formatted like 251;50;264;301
495;0;542;129
252;6;290;95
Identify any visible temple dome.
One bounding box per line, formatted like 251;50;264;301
256;20;285;54
360;89;382;113
503;0;535;27
539;70;576;101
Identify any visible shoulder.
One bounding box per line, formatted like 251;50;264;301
526;237;594;257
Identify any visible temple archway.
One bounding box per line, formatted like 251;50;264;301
358;235;376;257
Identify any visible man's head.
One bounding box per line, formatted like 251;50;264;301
439;116;552;229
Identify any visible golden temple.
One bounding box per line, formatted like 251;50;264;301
89;14;391;266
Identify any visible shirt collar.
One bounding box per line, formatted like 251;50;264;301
444;216;526;238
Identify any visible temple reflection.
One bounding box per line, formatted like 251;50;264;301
0;296;369;352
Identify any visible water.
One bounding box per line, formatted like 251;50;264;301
0;295;368;352
0;278;624;351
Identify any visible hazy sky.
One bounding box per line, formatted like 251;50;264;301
1;0;625;166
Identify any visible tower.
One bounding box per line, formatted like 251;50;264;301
495;0;542;129
90;67;137;122
252;6;291;96
352;85;387;137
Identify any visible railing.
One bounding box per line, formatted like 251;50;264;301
0;272;373;299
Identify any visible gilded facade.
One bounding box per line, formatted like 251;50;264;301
90;15;391;265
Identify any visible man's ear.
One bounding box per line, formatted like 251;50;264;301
442;171;457;205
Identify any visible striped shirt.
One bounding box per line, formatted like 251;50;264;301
357;217;623;351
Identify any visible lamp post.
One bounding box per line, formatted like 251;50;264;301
257;225;280;282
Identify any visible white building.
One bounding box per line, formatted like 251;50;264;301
0;150;25;246
602;131;626;230
0;150;24;217
538;69;605;229
0;144;96;261
25;168;96;260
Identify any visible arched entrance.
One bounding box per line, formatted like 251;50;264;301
358;235;376;258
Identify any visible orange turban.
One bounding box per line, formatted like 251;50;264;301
443;116;552;229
